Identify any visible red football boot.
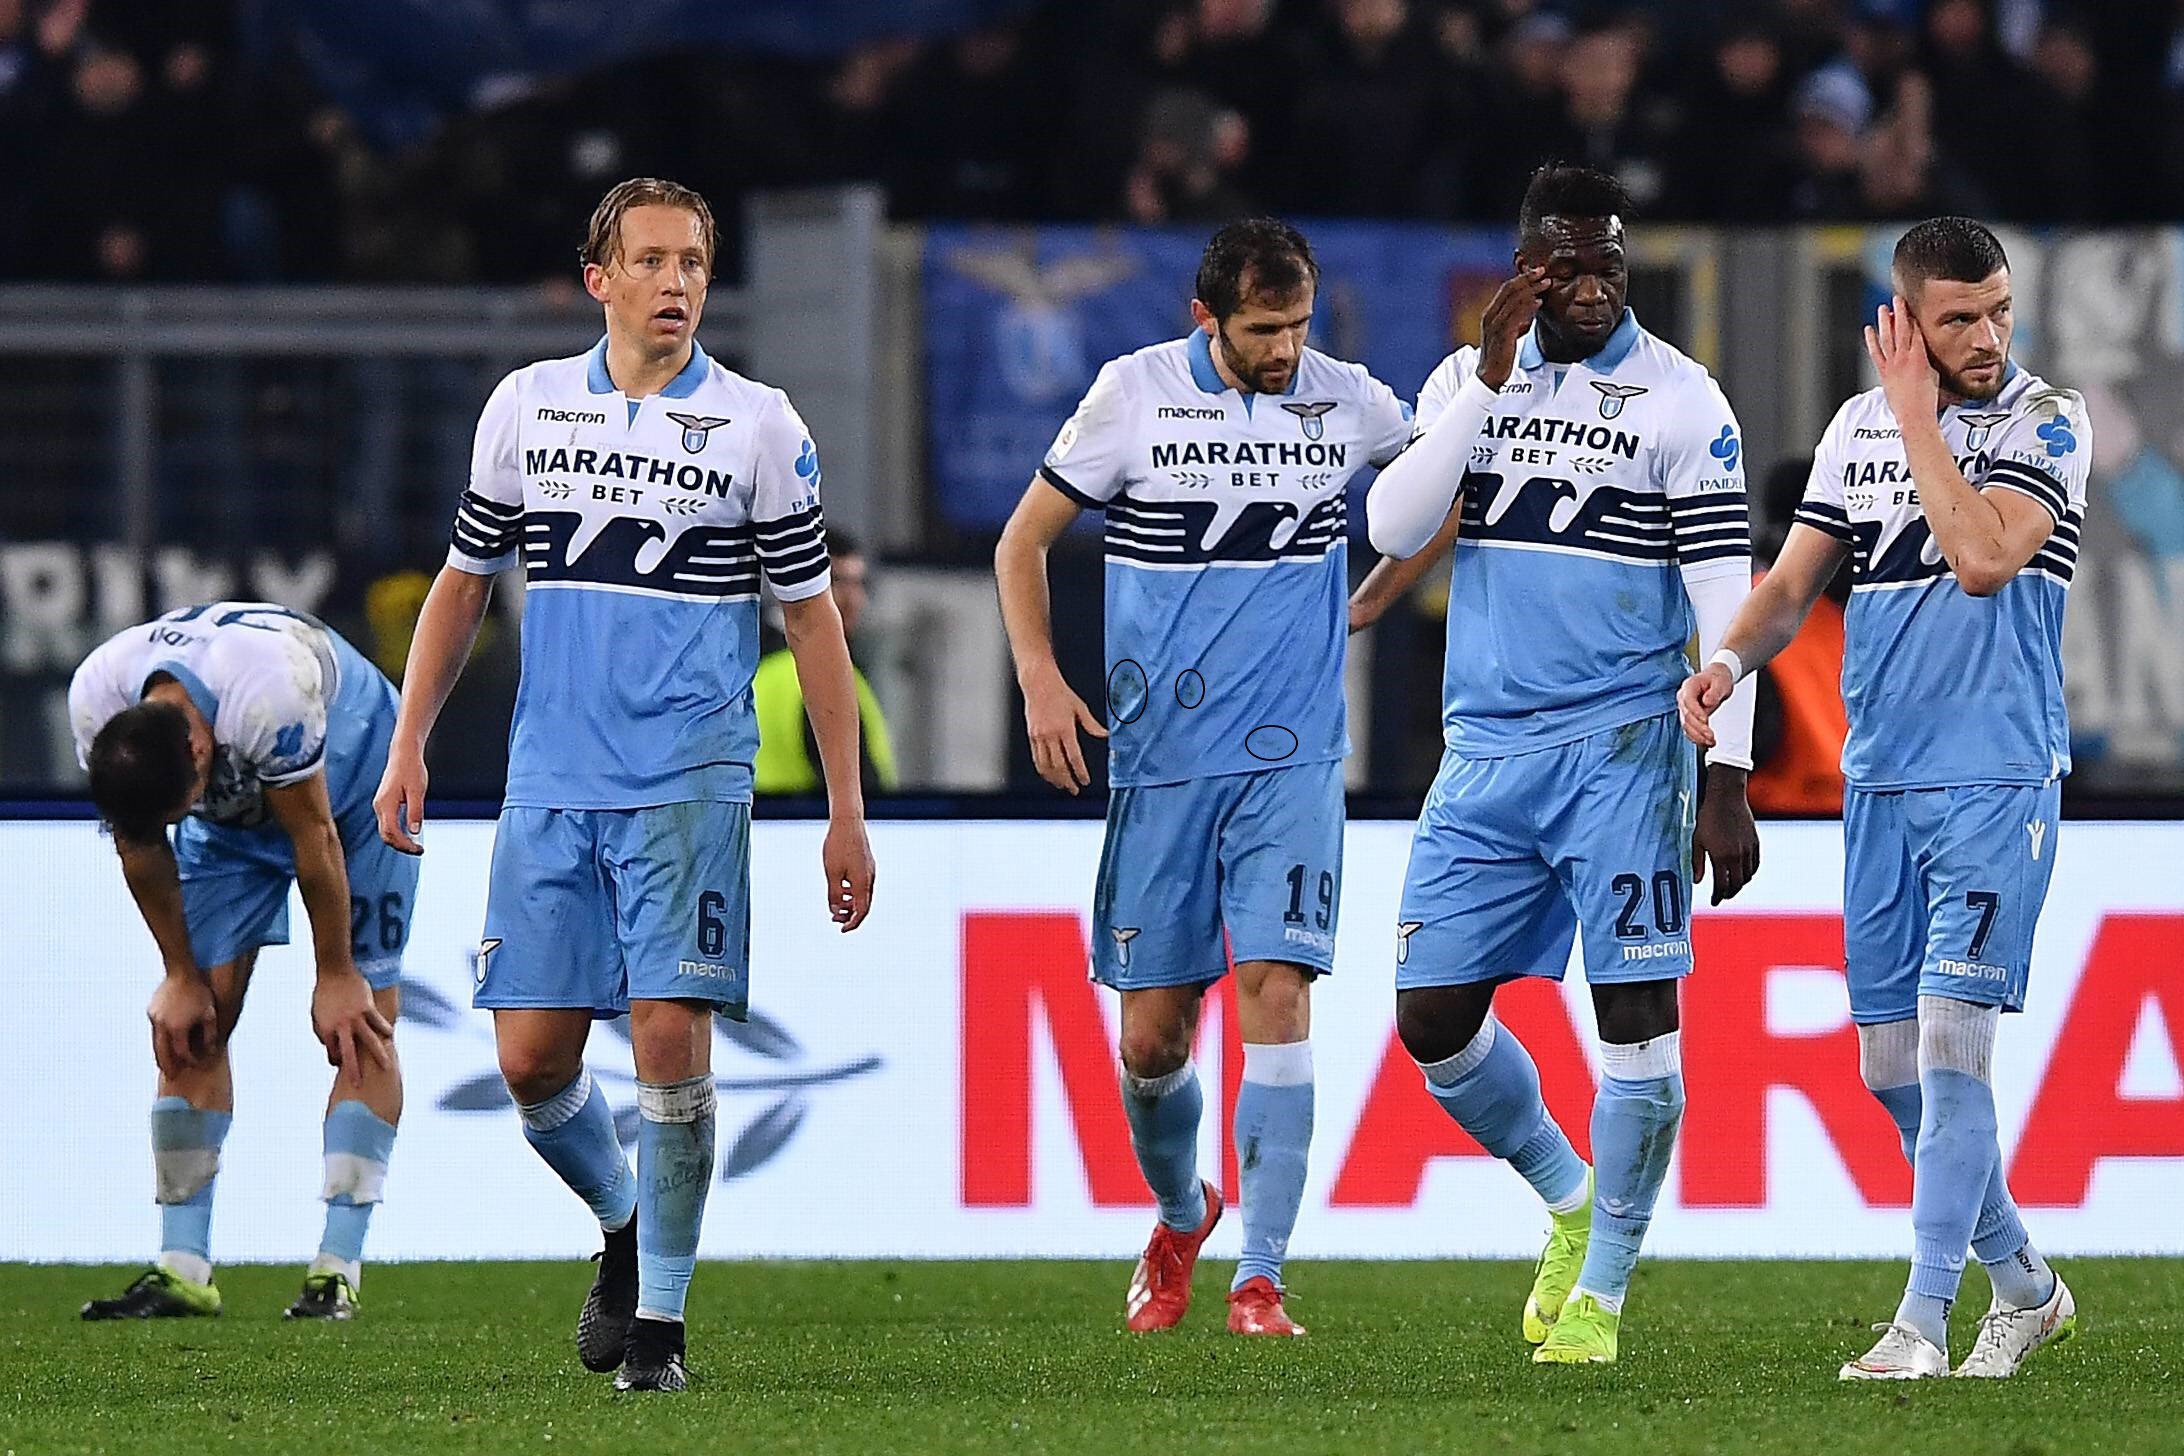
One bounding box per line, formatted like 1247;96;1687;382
1226;1276;1307;1337
1124;1181;1224;1332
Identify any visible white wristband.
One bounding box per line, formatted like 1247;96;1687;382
1708;648;1745;684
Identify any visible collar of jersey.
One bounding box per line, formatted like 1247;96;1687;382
1515;308;1641;375
142;661;219;723
585;337;709;399
1186;328;1300;401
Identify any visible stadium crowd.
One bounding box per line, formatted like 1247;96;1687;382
4;0;2179;283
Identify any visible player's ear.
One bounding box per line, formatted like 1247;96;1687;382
1188;298;1215;333
582;262;611;304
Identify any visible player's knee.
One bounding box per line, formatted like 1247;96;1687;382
1118;1022;1191;1080
1395;987;1490;1066
498;1044;584;1107
1592;979;1679;1044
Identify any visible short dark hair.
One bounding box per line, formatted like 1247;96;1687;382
1893;216;2009;296
1194;218;1319;320
88;701;195;845
1519;163;1631;244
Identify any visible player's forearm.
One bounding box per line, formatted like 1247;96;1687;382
290;822;361;979
1903;418;2012;585
993;527;1064;690
1683;564;1757;770
117;838;198;978
1350;501;1460;631
782;598;867;820
1718;574;1815;680
1366;374;1496;559
390;567;494;752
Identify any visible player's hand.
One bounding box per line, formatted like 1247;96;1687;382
311;970;394;1084
1476;267;1550;392
1866;295;1939;426
147;970;218;1077
1692;768;1761;906
1678;664;1734;749
1022;666;1107;794
373;746;427;855
823;814;876;932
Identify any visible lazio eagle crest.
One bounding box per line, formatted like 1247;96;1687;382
665;412;731;455
1590;381;1647;420
1282;399;1338;440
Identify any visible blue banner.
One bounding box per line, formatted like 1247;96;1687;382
922;223;1516;533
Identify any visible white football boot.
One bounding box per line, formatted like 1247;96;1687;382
1839;1322;1950;1380
1955;1276;2077;1378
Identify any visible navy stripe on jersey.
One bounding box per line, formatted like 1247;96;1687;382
1982;460;2069;521
1038;465;1103;510
520;512;762;598
1794;499;1856;544
1667;489;1750;566
451;490;523;558
1850;506;2083;588
753;504;831;589
1105;494;1345;566
1457;471;1674;562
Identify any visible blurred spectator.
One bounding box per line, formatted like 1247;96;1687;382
890;23;1050;219
1746;456;1849;817
1920;0;2043;215
1788;63;1870;219
2026;17;2114;222
1678;22;1796;220
754;532;899;797
1537;18;1680;215
1471;12;1572;215
1291;0;1446;217
1858;69;1988;218
1123;87;1254;223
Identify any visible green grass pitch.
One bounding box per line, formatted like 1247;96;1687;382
4;1259;2180;1455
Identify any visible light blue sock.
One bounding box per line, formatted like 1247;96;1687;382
1231;1042;1314;1290
1574;1034;1686;1310
518;1070;638;1231
317;1100;397;1271
636;1075;716;1324
1122;1061;1207;1231
1896;1068;2001;1345
1417;1019;1588;1211
1872;1082;2055;1310
150;1096;231;1276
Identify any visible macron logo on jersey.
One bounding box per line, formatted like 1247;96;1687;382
538;407;606;424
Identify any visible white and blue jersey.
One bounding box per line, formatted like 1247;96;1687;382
448;338;831;810
69;603;415;984
1793;366;2089;790
1414;311;1750;758
1795;366;2090;1019
1043;330;1411;987
1039;330;1414;788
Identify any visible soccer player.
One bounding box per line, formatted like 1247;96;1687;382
375;177;875;1393
1354;165;1759;1365
1681;217;2084;1380
71;603;405;1322
995;219;1415;1337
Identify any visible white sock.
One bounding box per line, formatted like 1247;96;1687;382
309;1252;362;1288
1571;1282;1624;1315
157;1250;213;1286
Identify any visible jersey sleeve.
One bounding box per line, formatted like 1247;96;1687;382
1357;370;1416;468
1408;350;1472;438
751;389;832;604
1038;359;1133;507
222;639;331;788
66;638;129;772
1660;375;1752;574
1979;386;2091;528
447;370;526;575
1792;401;1857;545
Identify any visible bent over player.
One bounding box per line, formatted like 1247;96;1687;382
73;603;406;1322
1355;165;1760;1365
1683;218;2083;1380
996;219;1415;1336
376;178;875;1392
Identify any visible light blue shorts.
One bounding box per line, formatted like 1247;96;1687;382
1396;712;1697;990
1091;759;1344;990
172;663;412;989
1843;781;2061;1022
476;801;753;1020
